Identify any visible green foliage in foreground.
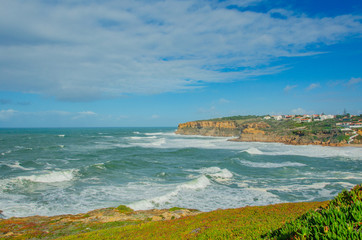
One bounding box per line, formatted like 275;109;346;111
267;184;362;239
59;201;328;240
116;205;134;214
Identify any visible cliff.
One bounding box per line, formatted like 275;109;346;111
175;120;242;137
176;119;345;146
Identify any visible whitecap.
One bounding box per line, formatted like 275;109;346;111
190;167;234;182
144;132;164;136
130;136;157;140
178;175;211;190
101;136;113;138
17;170;77;183
241;147;263;155
128;138;166;148
3;162;34;171
93;163;106;170
238;159;306;168
1;150;12;156
58;135;65;137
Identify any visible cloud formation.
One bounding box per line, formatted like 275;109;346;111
306;83;320;91
0;0;361;101
284;84;297;93
346;77;362;86
0;109;17;120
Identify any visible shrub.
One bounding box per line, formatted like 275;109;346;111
266;184;362;239
116;205;134;214
169;207;186;212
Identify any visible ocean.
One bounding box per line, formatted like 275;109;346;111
0;127;361;218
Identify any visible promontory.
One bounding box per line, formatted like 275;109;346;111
175;114;362;146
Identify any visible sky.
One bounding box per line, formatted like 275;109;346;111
0;0;362;127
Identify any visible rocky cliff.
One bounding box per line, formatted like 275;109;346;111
175;121;242;137
176;120;343;146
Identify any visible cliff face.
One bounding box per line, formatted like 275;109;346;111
176;120;343;146
175;121;242;137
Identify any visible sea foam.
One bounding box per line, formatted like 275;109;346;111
238;159;306;168
17;170;77;183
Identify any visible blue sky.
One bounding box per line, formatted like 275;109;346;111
0;0;361;127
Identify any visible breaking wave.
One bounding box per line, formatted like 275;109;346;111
128;175;210;210
16;170;78;183
238;159;306;168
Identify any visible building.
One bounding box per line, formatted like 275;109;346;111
273;115;283;121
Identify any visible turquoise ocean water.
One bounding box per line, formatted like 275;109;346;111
0;127;361;218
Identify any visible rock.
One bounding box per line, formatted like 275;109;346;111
151;216;163;221
4;232;14;237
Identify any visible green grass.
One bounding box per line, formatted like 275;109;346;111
168;207;186;212
58;201;328;240
116;205;134;214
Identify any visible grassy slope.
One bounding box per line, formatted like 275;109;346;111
58;201;328;240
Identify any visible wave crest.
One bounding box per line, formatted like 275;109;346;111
128;175;210;210
239;159;306;168
17;170;78;183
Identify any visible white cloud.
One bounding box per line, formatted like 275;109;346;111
151;114;160;119
346;77;362;86
78;111;97;116
284;84;297;93
306;83;320;91
0;109;17;120
0;1;361;101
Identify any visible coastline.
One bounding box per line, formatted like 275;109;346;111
227;136;362;148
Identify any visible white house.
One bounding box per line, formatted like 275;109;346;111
273;115;283;121
300;118;312;123
320;115;335;121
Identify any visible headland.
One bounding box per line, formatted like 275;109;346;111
176;114;362;147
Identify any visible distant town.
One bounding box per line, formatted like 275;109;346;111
263;114;362;144
264;114;362;128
